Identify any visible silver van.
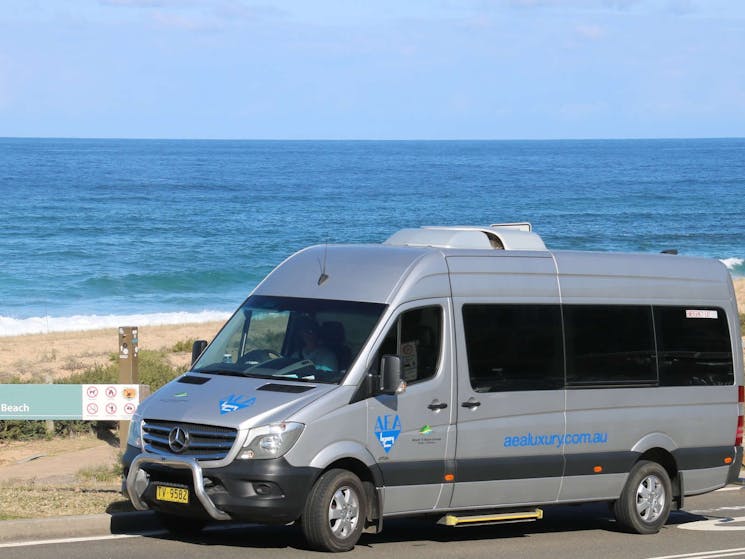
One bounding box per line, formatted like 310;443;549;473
124;224;744;552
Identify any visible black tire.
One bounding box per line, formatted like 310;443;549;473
613;460;672;534
301;469;367;552
156;512;207;536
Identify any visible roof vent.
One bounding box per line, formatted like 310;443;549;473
384;223;547;251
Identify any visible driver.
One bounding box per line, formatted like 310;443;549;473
294;317;338;373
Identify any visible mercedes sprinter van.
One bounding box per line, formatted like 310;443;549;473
124;224;744;552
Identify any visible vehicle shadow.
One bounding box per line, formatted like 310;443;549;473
130;503;710;551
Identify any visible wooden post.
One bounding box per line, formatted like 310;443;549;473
45;375;55;436
118;326;139;451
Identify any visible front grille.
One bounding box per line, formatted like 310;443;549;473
142;419;238;461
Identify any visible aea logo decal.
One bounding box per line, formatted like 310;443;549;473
375;414;401;453
219;394;256;415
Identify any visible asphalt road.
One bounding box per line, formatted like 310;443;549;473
3;486;744;559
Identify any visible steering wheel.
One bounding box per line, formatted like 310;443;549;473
238;348;282;366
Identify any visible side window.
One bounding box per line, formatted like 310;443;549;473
462;304;564;392
375;306;443;384
655;306;733;386
565;305;656;386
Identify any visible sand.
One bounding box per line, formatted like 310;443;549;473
0;278;743;382
0;321;223;382
735;277;745;313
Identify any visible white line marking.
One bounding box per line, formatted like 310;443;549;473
679;515;745;532
647;547;745;559
670;554;745;559
0;533;156;549
0;522;251;549
688;506;745;514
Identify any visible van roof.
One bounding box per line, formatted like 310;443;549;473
252;225;731;306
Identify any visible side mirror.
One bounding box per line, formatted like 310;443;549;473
191;340;208;365
380;355;405;395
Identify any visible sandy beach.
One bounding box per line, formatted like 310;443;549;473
0;278;744;382
0;321;223;382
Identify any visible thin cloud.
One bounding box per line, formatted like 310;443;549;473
150;10;214;31
100;0;286;23
559;101;608;119
99;0;185;7
575;24;606;40
665;0;696;16
506;0;640;10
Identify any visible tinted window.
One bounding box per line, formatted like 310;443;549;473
462;305;564;392
565;305;656;386
376;306;443;384
655;307;733;386
193;296;385;384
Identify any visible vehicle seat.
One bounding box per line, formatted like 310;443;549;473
321;321;352;371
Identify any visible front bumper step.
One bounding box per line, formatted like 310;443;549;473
438;508;543;527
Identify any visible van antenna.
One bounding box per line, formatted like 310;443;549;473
318;240;329;286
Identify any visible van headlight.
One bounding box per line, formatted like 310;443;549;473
238;422;304;460
127;414;143;449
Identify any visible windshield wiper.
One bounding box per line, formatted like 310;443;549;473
196;366;293;381
196;365;252;377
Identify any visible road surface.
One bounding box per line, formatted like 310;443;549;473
2;485;744;559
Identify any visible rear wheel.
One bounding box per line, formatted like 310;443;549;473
301;469;367;552
613;460;672;534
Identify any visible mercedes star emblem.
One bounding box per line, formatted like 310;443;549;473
168;426;190;453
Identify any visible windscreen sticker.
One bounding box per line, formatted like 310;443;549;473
375;414;401;453
400;342;418;381
219;394;256;415
686;309;718;319
504;431;608;448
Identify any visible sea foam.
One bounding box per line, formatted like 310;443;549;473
0;310;231;337
721;257;745;273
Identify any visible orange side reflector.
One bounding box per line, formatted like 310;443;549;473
593;466;603;473
444;473;455;482
724;457;733;465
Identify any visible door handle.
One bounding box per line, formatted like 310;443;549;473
427;399;448;411
461;398;481;409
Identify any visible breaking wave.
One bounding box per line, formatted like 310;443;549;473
721;257;745;276
0;310;231;337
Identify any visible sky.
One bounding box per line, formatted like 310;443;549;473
0;0;744;140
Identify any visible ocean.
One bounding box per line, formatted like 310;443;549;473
1;138;743;336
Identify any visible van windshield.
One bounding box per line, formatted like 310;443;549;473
192;296;386;384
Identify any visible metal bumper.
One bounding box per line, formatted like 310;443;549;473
126;453;231;521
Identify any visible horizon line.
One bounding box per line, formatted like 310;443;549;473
2;135;745;142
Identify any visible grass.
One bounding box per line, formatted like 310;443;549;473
0;483;134;519
0;434;134;520
171;339;195;352
77;463;123;483
0;350;188;442
0;349;190;517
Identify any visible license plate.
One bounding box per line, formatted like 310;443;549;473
155;485;189;504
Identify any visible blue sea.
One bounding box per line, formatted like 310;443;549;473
1;138;743;336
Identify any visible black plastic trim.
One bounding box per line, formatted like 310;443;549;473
726;446;743;484
564;451;639;476
673;446;738;471
178;375;211;385
257;383;314;393
123;447;320;524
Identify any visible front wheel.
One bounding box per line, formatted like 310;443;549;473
301;469;367;552
613;460;672;534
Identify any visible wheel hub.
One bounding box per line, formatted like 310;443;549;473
636;474;665;523
329;486;360;538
